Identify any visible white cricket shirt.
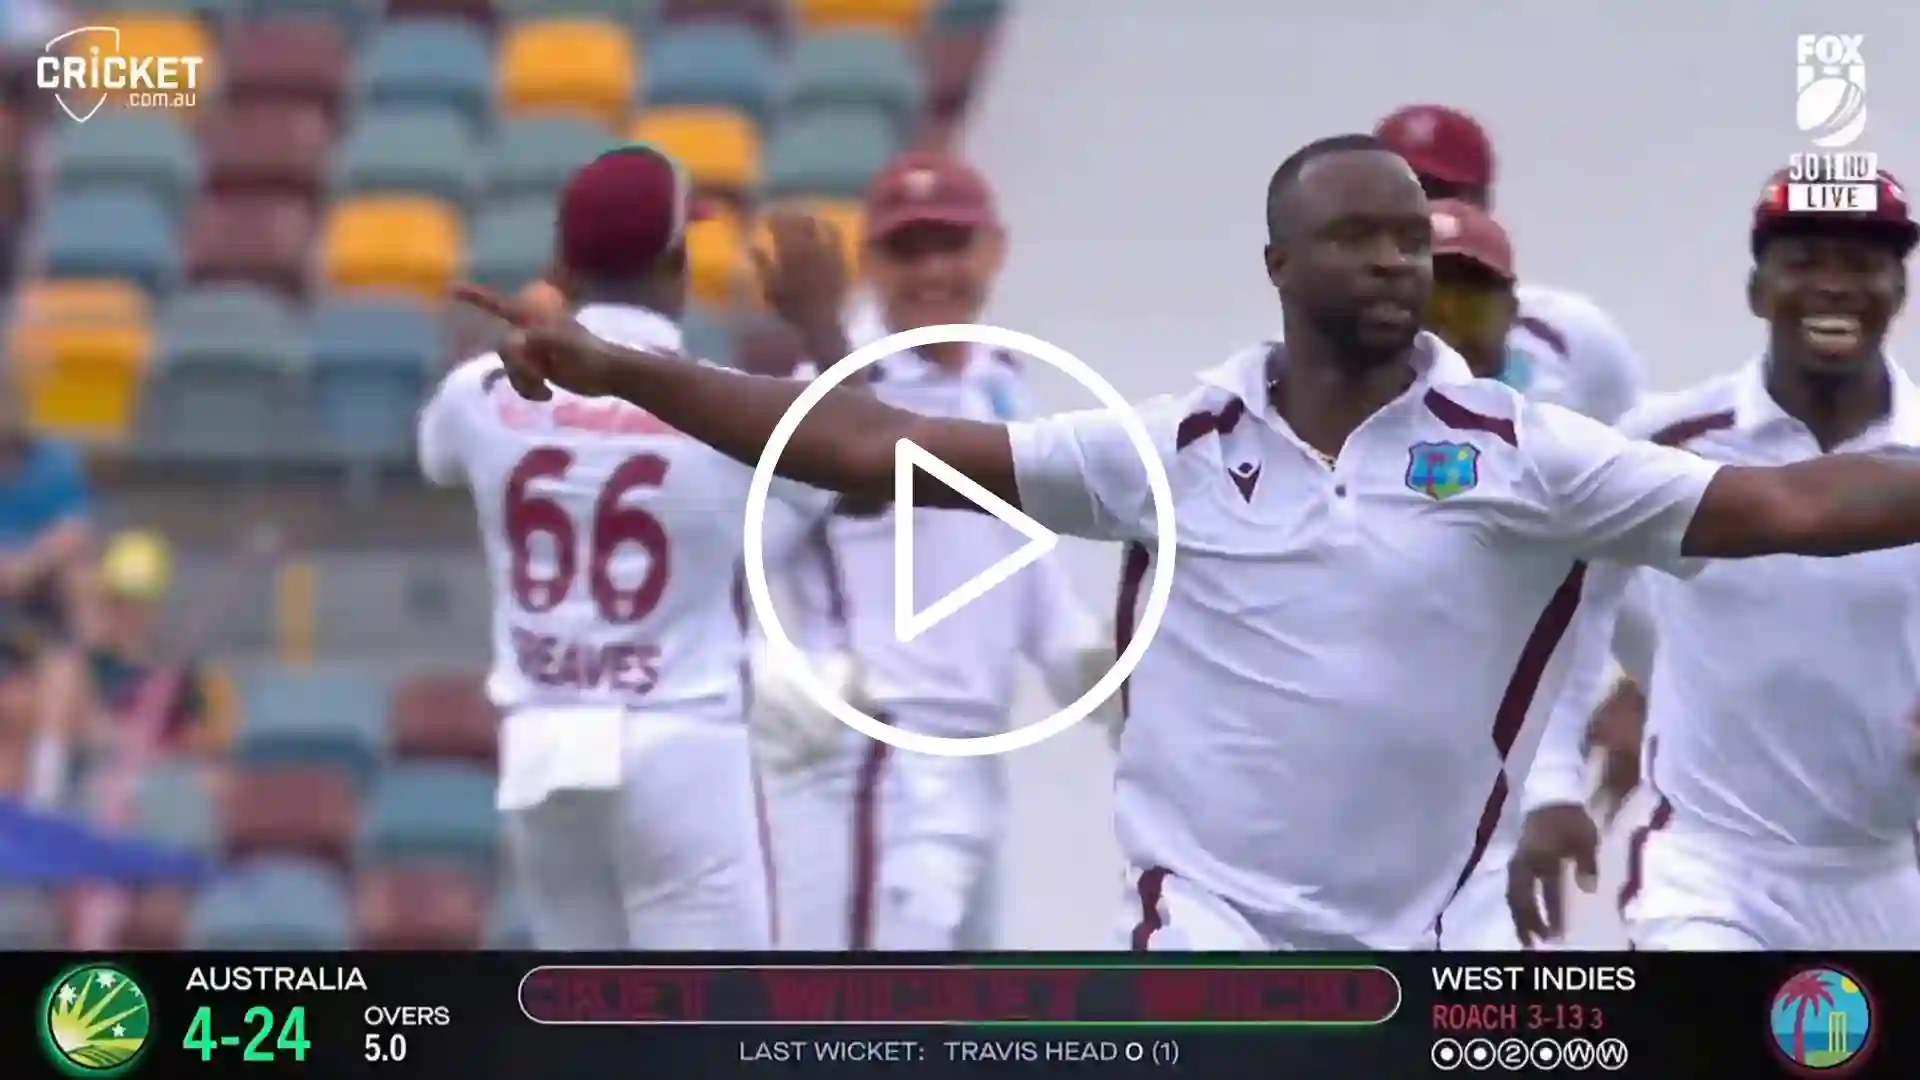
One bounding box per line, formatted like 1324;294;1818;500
419;304;833;808
1502;285;1645;425
1008;333;1720;946
1529;358;1920;855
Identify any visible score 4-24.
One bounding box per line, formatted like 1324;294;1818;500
183;1005;310;1062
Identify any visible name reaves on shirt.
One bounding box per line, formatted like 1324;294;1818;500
510;627;661;694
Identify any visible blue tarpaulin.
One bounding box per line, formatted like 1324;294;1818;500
0;796;208;886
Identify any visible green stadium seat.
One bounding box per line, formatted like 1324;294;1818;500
643;24;782;126
788;31;928;138
36;190;180;297
358;763;499;875
467;196;555;293
130;760;219;856
682;305;735;365
332;106;481;209
187;857;352;949
489;117;614;202
765;105;900;199
230;666;389;791
932;0;1003;29
50;110;200;222
309;295;445;460
484;883;535;947
498;0;658;23
354;19;495;134
144;286;308;456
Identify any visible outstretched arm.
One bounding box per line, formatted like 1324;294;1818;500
1684;453;1920;557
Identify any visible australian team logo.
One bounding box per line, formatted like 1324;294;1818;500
1406;441;1480;500
1769;966;1874;1075
39;963;152;1076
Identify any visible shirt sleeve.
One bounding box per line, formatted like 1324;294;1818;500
416;365;477;487
1006;396;1180;542
1571;310;1646;426
1521;400;1722;576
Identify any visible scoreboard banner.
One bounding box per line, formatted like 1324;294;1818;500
4;952;1910;1077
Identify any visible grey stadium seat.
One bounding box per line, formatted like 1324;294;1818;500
50;110;201;221
354;19;495;134
643;24;782;126
144;285;309;457
332;106;481;209
358;762;499;875
36;189;181;297
309;295;445;461
230;665;390;792
186;857;353;949
489;117;614;202
787;32;928;139
764;105;900;200
467;196;554;293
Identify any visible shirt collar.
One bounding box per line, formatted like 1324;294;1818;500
1733;353;1920;446
572;303;684;352
1198;330;1473;419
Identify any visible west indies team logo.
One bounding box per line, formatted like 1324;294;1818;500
39;963;152;1076
1769;966;1874;1074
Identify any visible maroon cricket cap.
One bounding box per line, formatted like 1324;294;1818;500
555;143;717;279
864;151;1000;243
1375;105;1496;188
1430;198;1515;282
1751;166;1919;258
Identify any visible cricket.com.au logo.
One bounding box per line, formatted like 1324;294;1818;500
38;25;202;124
39;963;153;1077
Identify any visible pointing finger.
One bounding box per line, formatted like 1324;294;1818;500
453;284;529;327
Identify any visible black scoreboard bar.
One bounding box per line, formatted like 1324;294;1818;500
5;952;1912;1078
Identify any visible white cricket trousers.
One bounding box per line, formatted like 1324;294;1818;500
503;718;774;950
1622;808;1920;950
1120;866;1389;951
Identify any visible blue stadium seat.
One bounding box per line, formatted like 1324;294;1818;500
358;762;498;874
643;24;782;126
489;117;613;202
231;666;389;791
467;197;555;293
145;285;309;456
309;295;444;460
354;19;494;134
35;190;180;297
933;0;1003;28
130;760;219;856
787;32;928;138
484;884;535;947
498;0;658;22
186;857;353;949
50;110;200;222
764;105;900;199
332;106;481;209
682;305;735;365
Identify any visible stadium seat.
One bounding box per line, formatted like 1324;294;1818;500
5;279;152;440
788;32;928;138
389;671;496;765
0;890;58;948
386;0;499;30
924;27;992;121
764;105;900;199
354;19;495;134
122;886;192;949
489;117;614;202
50;110;199;222
146;285;307;455
230;666;389;790
658;0;783;42
237;0;379;43
200;101;334;207
320;196;465;304
794;0;930;35
466;196;553;293
186;857;353;949
131;759;220;856
484;884;535;947
630;106;761;206
356;862;489;948
932;0;1003;29
359;762;499;874
682;305;735;365
642;24;780;127
309;296;444;459
687;211;750;307
332;106;481;209
498;0;657;22
222;17;351;118
35;189;180;297
221;765;359;868
497;20;639;128
77;16;216;108
184;192;316;300
188;663;242;755
768;196;865;276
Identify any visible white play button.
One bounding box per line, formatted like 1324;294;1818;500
892;438;1058;642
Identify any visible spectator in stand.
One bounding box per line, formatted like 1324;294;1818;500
0;404;95;805
81;530;211;756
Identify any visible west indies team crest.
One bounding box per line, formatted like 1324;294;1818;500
39;963;152;1077
1406;441;1480;500
1769;966;1874;1075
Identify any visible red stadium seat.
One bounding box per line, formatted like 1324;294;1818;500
222;19;351;118
120;885;194;949
355;863;488;949
184;193;317;300
389;672;497;766
221;766;358;871
659;0;786;42
386;0;498;31
201;101;334;207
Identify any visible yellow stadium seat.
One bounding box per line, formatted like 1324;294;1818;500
760;198;867;279
687;212;751;308
498;20;638;129
7;280;152;441
793;0;931;35
629;107;762;197
82;16;215;109
321;196;465;305
188;663;240;755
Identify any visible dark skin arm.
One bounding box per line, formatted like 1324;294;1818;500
1683;457;1920;557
